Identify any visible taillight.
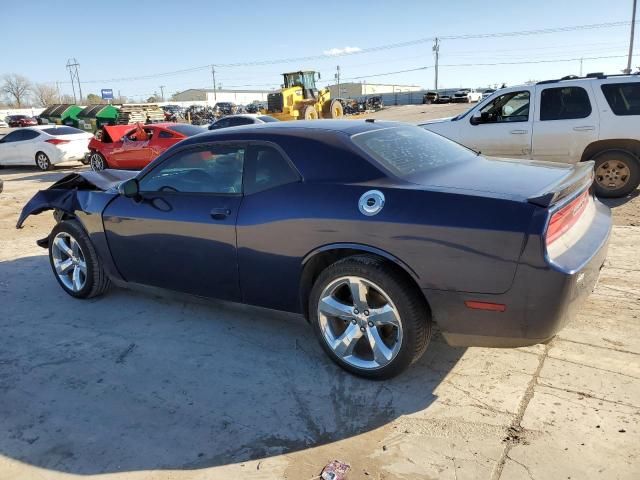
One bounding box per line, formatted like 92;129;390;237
46;139;70;145
545;190;590;245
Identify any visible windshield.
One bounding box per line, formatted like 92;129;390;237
284;72;316;89
257;115;279;123
41;127;85;135
351;125;476;180
167;124;206;136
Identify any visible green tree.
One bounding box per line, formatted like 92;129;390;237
86;93;105;104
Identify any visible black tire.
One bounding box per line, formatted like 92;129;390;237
302;105;318;120
309;255;431;379
592;151;640;198
89;151;108;171
322;99;344;119
35;152;52;171
48;220;111;299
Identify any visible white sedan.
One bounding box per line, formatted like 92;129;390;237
0;126;92;170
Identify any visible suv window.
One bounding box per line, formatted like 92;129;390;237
244;145;299;195
139;144;245;194
477;91;530;123
601;82;640;116
540;86;591;121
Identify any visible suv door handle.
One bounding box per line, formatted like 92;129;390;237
210;207;231;220
573;126;595;131
510;129;528;134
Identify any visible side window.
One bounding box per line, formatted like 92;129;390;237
601;82;640;116
139;144;245;194
1;131;24;142
158;130;174;139
211;118;229;129
476;91;530;123
540;86;591;121
227;117;253;127
21;130;40;141
244;145;300;195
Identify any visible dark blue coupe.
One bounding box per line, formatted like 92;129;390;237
18;120;611;379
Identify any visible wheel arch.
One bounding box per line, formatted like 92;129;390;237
299;243;428;321
581;139;640;163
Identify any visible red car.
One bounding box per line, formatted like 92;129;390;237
87;123;204;170
7;115;38;127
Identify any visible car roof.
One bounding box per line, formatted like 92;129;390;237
207;119;398;136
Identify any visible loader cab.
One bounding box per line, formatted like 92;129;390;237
283;71;319;100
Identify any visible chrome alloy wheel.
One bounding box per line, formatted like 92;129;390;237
36;153;50;170
595;159;630;190
51;232;87;292
317;276;403;370
90;153;105;171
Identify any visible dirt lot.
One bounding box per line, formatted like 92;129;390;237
0;105;639;479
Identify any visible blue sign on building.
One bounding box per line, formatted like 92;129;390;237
101;89;114;100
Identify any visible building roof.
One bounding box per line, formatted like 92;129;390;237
175;88;273;95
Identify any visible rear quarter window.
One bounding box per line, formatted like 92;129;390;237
351;125;476;179
601;82;640;116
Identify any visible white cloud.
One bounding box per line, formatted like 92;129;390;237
323;46;362;56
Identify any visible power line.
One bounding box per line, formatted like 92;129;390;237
55;20;637;85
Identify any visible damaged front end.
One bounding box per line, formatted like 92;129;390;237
16;170;138;246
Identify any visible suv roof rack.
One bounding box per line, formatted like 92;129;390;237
536;72;638;85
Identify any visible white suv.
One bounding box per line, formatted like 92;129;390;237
451;88;483;103
422;74;640;197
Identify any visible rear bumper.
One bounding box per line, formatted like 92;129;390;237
427;198;611;347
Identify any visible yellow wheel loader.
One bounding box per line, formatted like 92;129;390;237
265;71;343;121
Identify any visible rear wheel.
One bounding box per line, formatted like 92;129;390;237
35;152;52;171
48;220;111;299
592;151;640;198
90;152;108;171
302;105;318;120
309;255;431;379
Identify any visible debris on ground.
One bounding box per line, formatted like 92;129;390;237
321;460;350;480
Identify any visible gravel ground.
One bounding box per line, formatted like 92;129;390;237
0;105;638;480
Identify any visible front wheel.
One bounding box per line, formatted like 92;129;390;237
309;255;431;379
48;220;111;299
593;151;640;198
35;152;52;171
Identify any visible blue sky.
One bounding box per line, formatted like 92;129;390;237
1;0;637;101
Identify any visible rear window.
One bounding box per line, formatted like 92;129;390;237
351;126;476;179
601;82;640;116
257;115;279;123
41;126;85;135
167;124;206;136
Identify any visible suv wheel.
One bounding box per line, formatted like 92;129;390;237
309;255;431;379
593;151;640;198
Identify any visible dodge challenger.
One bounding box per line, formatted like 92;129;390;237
17;120;611;379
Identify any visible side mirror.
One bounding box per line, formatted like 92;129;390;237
470;113;482;125
118;178;139;198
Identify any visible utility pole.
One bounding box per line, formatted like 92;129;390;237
624;0;637;74
66;58;83;103
159;85;165;102
55;81;61;101
335;65;340;98
579;57;583;76
211;65;217;101
432;37;440;91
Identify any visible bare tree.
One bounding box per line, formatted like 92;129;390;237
1;74;31;107
32;83;59;107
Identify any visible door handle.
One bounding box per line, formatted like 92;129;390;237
573;126;595;131
510;129;528;135
210;207;231;220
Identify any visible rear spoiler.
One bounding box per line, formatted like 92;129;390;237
527;161;594;208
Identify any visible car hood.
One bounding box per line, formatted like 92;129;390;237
16;169;137;228
408;156;589;203
419;116;454;125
